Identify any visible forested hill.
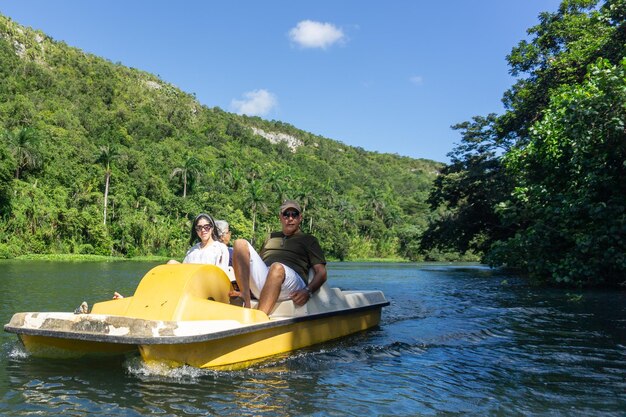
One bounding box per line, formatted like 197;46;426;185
0;15;444;261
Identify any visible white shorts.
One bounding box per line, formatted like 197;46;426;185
247;242;306;300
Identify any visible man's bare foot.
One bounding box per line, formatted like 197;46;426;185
113;291;124;299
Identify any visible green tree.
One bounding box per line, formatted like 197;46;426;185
494;58;626;286
0;139;14;217
96;144;118;225
170;155;203;198
423;0;626;283
421;114;515;255
502;0;624;137
265;166;293;202
245;179;268;245
5;127;40;179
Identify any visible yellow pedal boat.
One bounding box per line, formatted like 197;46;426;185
4;264;389;369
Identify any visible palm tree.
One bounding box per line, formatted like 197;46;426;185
337;199;357;228
6;127;40;179
217;158;234;189
265;166;294;202
229;168;246;192
246;179;268;245
293;182;313;215
366;187;387;221
170;156;203;198
96;144;118;225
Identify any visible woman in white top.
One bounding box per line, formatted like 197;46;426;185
115;214;229;300
168;213;230;270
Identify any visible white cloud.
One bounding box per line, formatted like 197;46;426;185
288;20;345;49
231;89;278;116
410;75;424;86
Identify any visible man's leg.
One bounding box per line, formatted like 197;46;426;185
257;263;285;314
232;239;252;308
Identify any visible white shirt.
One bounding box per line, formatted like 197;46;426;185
182;240;230;271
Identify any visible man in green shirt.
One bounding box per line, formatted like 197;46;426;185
231;200;327;314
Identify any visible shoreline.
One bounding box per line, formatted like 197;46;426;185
2;254;482;265
9;254;170;262
7;254;413;263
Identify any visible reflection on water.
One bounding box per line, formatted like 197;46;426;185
1;261;625;416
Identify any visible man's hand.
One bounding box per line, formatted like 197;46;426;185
228;289;242;298
289;288;311;306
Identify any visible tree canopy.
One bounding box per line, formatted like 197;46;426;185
422;0;626;287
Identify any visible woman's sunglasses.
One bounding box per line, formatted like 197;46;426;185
195;224;212;232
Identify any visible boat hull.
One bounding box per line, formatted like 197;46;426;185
140;307;383;368
17;333;136;358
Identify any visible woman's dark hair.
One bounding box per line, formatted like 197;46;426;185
189;213;219;245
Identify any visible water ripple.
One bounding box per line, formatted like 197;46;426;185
2;262;626;416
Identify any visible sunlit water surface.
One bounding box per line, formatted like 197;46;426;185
1;261;625;416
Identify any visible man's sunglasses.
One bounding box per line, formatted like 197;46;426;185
282;210;300;219
195;224;212;232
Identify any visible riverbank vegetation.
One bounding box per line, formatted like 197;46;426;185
421;0;625;287
10;254;169;262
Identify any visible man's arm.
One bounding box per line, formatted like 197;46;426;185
290;263;327;306
306;263;327;294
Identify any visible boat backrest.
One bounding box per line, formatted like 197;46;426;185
93;264;233;320
270;280;353;317
269;268;353;317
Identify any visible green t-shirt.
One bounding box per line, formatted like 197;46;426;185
260;230;326;283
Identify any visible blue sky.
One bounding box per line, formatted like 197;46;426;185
1;1;562;163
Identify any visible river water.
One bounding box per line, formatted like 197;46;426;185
0;261;624;416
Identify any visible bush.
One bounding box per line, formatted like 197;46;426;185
0;243;17;258
77;243;95;255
